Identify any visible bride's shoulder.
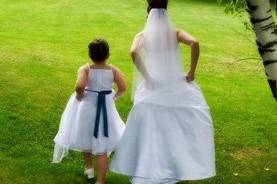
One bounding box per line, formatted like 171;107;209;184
134;31;144;39
131;32;144;52
175;28;186;35
132;32;144;46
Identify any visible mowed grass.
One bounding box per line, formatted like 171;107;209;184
0;0;276;183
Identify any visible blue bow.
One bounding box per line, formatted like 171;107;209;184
85;89;112;138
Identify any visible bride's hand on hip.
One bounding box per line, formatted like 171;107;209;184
185;70;195;82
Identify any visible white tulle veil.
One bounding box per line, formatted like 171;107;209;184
132;8;184;101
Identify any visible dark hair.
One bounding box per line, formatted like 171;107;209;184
88;39;109;62
147;0;168;13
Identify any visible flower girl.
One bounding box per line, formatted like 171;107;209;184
52;39;126;184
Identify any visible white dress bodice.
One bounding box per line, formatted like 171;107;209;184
86;67;114;91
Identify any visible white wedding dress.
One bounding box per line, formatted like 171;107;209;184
110;9;216;184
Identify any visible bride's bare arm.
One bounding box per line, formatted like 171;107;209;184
130;32;150;80
176;29;200;81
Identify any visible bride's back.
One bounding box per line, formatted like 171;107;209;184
142;9;184;83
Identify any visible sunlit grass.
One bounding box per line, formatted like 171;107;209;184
0;0;276;184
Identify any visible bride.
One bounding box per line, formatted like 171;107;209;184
110;0;216;183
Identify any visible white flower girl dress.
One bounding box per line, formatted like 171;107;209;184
52;66;125;163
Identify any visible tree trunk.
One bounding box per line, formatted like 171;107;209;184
246;0;277;99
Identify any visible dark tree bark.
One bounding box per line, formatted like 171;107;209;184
246;0;277;99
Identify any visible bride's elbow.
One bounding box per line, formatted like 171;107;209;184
191;40;199;47
130;51;137;62
130;50;136;57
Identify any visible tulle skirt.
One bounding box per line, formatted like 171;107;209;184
53;91;125;163
110;80;216;182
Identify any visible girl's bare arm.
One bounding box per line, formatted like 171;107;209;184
75;65;89;100
112;66;127;100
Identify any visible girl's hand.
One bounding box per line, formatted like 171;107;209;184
113;94;118;101
186;70;195;82
76;93;84;101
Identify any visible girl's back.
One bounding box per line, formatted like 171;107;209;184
86;66;113;91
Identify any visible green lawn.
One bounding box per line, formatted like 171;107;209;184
0;0;276;183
